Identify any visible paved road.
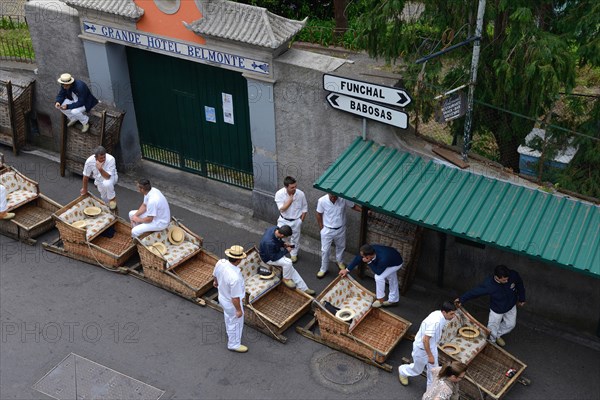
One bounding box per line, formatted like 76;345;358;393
1;149;599;399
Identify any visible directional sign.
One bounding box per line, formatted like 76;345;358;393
326;93;408;129
323;74;412;107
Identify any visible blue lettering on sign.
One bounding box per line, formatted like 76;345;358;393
84;21;268;74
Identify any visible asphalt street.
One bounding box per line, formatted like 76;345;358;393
1;149;599;399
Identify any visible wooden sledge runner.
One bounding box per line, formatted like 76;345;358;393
42;235;208;307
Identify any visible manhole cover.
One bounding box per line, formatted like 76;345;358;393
33;353;164;400
317;352;366;385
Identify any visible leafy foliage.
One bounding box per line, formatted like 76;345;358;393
355;0;599;197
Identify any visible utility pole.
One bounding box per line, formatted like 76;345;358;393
462;0;487;161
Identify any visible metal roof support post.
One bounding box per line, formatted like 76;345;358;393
362;118;367;140
462;0;487;161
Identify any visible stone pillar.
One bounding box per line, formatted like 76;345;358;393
82;39;140;169
246;77;278;221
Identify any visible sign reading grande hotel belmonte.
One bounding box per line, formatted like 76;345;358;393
82;22;270;75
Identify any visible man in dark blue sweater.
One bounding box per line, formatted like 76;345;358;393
339;244;403;308
55;73;99;133
456;265;526;347
259;225;314;295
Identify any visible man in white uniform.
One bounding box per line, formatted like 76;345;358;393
316;193;361;278
129;179;171;238
213;245;248;353
399;301;457;388
275;176;307;263
80;146;118;210
0;184;14;220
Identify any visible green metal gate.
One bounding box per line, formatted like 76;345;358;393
127;47;253;189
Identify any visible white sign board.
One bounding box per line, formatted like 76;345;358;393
326;93;408;129
82;22;270;75
323;74;412;107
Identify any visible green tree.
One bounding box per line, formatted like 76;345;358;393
356;0;596;175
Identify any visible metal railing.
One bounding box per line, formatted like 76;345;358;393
0;15;35;63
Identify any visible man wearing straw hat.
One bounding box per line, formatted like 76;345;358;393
81;146;118;211
213;245;249;353
129;179;171;238
0;184;15;220
54;73;98;133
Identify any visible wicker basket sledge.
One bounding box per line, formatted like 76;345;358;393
62;220;136;268
0;194;62;243
314;275;412;364
438;305;527;399
142;249;218;299
245;283;313;337
135;220;216;300
53;193;115;244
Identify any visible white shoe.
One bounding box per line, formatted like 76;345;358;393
82;123;90;133
67;119;77;127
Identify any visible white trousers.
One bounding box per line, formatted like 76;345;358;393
488;305;517;342
59;97;89;125
95;175;118;204
277;216;301;256
220;299;244;350
319;226;346;272
267;257;308;291
128;210;169;238
374;264;402;302
399;344;438;387
0;185;7;212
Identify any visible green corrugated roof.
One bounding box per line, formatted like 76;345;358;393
315;138;600;277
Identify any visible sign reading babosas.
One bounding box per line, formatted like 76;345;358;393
82;22;270;75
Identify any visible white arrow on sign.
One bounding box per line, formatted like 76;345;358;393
323;74;412;107
327;93;408;129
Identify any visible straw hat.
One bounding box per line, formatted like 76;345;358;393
57;73;75;85
71;220;88;229
441;343;461;355
148;242;167;257
258;265;275;280
224;245;247;259
335;308;356;322
168;226;185;245
458;326;480;339
83;206;102;217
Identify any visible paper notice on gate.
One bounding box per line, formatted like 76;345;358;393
222;93;234;125
205;106;216;123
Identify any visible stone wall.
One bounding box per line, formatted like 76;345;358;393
25;1;91;152
418;228;600;334
270;49;409;251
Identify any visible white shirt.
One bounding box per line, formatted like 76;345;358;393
213;259;245;303
316;195;354;229
144;187;170;226
0;184;7;212
275;187;308;220
414;310;448;350
83;153;117;185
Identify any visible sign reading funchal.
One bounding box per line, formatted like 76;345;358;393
323;74;412;129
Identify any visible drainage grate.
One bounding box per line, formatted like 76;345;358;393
33;353;164;400
319;352;366;385
310;350;378;394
